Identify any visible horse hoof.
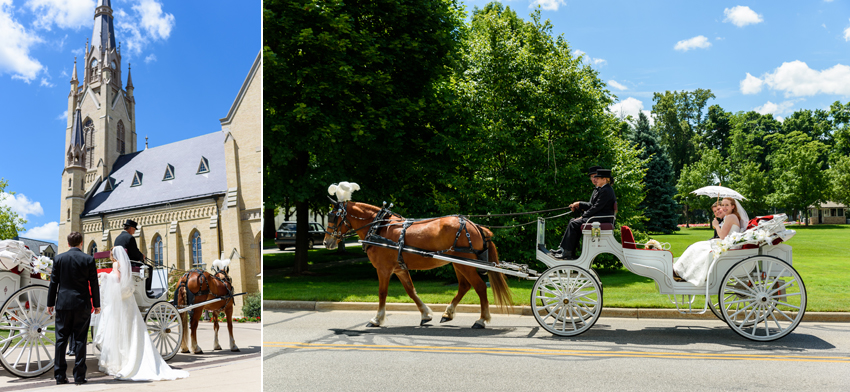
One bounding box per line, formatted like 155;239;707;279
181;349;190;353
214;346;222;351
440;317;452;323
420;318;432;326
194;349;204;354
366;322;380;328
231;348;241;352
471;322;485;329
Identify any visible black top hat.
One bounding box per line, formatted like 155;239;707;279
595;169;612;179
587;166;602;175
123;219;138;229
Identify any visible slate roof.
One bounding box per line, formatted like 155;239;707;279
83;131;227;216
13;237;58;258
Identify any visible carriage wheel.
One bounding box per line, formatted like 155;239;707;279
0;285;55;378
531;266;603;337
707;295;724;321
719;256;806;342
144;301;182;361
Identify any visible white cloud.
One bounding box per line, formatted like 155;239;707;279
40;78;53;87
573;49;586;58
115;1;175;57
0;0;44;83
25;0;93;31
56;111;67;121
71;47;84;56
23;222;59;242
723;6;763;27
674;35;711;51
608;80;628;91
761;60;850;97
0;192;44;219
754;100;796;116
144;53;157;63
844;19;850;41
608;97;653;124
529;0;565;11
593;58;607;66
740;72;764;94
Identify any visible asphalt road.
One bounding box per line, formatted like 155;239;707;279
265;309;850;392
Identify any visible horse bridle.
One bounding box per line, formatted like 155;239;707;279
325;200;354;241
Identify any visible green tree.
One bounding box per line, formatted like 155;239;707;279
828;101;850;165
435;4;646;267
674;149;728;226
727;111;783;173
728;160;771;216
651;89;715;177
828;155;850;208
702;105;732;157
629;112;678;233
766;132;828;225
0;179;27;240
263;0;466;273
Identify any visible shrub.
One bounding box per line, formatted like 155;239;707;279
242;292;261;318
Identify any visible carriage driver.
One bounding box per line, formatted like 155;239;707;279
551;168;617;260
113;219;154;297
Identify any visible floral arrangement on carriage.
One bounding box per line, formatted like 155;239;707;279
709;213;797;261
0;239;53;279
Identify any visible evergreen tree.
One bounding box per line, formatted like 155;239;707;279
630;112;679;233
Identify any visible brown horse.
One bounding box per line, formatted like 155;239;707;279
323;201;513;328
175;262;240;353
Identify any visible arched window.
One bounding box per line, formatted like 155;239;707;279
89;242;97;256
191;231;203;268
83;119;95;168
117;121;125;154
90;58;98;81
68;178;72;189
152;235;163;266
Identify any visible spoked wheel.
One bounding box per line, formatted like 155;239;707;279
0;285;55;378
707;295;724;321
719;256;806;341
144;301;183;361
531;265;603;337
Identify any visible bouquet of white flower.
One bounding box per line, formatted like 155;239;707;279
32;256;53;275
709;214;796;262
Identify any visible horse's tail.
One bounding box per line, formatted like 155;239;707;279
486;239;513;312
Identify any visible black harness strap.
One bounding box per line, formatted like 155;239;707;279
395;220;414;270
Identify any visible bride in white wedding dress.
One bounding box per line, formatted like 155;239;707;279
94;246;189;381
673;198;750;286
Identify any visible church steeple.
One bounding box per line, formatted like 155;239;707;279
92;0;116;53
67;109;85;168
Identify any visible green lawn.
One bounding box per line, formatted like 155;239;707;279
263;225;850;312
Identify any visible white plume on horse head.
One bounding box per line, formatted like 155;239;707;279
328;181;360;201
212;258;231;271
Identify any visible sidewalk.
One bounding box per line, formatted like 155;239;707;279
0;322;261;391
264;300;850;322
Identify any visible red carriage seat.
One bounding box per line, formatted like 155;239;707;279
93;250;141;273
620;226;637;249
740;215;786;249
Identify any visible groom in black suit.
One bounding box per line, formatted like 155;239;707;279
47;232;100;385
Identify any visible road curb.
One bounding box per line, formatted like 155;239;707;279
263;300;850;322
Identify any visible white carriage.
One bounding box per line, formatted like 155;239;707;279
530;215;806;341
0;240;58;377
0;244;189;379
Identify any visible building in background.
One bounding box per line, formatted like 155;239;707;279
58;0;261;314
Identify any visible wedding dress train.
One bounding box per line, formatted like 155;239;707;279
93;246;189;381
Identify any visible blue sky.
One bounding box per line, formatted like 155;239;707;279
463;0;850;122
0;0;260;243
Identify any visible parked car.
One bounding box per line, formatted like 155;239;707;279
274;221;326;250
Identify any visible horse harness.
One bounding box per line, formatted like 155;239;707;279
176;269;234;313
327;201;491;270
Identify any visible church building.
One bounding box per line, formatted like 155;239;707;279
58;0;261;314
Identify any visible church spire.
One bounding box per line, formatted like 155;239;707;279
67;109;85;167
92;0;116;53
126;62;134;89
71;57;78;83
